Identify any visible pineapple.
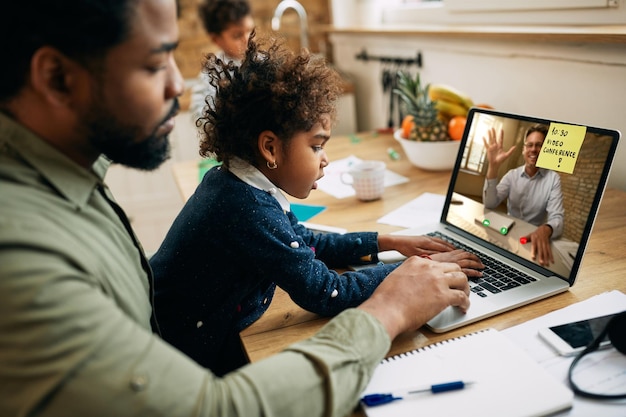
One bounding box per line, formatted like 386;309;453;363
394;71;450;142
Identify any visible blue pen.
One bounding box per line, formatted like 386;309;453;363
361;381;474;407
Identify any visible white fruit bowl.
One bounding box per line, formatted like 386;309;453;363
393;129;461;171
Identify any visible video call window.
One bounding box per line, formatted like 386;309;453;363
448;110;616;280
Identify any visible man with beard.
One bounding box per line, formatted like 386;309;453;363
0;1;470;416
483;125;565;267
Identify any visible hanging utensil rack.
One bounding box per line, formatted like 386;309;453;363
355;49;423;131
355;49;422;68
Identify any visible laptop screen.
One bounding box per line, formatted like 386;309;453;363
443;108;620;283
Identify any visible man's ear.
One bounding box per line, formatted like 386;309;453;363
258;130;280;164
29;47;82;107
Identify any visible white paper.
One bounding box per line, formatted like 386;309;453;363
377;192;445;228
502;290;626;416
316;155;409;199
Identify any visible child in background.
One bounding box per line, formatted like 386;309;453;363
151;34;484;376
190;0;255;121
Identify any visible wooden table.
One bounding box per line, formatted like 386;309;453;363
172;132;626;413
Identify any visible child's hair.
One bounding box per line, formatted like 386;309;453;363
198;0;251;35
198;33;343;168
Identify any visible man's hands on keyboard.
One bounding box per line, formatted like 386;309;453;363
428;231;537;298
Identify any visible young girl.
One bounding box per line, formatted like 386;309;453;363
151;35;483;376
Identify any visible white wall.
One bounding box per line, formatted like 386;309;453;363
329;32;626;191
382;0;626;26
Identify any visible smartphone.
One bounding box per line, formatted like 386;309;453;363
538;313;617;357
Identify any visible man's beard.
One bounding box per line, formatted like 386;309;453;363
83;99;179;171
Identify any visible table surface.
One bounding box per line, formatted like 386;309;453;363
172;132;626;413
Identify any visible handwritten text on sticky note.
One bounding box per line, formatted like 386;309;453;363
536;123;586;174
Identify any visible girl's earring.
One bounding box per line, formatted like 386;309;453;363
267;160;278;169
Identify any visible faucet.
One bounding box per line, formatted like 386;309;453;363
271;0;309;50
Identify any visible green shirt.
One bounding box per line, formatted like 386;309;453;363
0;112;391;417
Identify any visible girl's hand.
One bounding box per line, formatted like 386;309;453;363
378;235;484;277
378;235;456;257
429;249;485;279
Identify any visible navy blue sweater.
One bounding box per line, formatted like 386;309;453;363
151;166;399;375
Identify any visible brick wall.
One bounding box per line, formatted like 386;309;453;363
176;0;331;80
560;134;613;242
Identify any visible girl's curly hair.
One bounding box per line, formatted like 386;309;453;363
197;32;343;167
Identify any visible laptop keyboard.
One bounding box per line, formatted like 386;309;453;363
428;231;537;298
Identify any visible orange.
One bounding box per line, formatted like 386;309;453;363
401;115;414;139
475;103;494;109
448;116;466;141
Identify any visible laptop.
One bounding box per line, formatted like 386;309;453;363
379;107;620;332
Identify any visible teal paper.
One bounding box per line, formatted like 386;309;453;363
291;203;326;221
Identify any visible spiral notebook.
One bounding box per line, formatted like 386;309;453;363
360;328;573;417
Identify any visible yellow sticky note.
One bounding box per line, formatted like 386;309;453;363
536;123;586;174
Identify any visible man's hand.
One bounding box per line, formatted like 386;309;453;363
522;224;554;266
483;128;516;179
358;256;470;341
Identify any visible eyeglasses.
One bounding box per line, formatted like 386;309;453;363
524;142;543;149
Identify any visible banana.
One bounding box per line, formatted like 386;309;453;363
429;84;474;109
434;99;469;118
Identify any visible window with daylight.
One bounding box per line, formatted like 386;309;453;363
460;114;502;175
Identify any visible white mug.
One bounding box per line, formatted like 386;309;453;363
341;160;386;201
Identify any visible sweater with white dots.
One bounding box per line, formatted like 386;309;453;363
150;166;399;375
